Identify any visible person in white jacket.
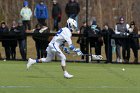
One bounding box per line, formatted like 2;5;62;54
20;0;32;31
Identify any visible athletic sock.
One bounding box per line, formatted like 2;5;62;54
64;71;68;75
36;59;39;63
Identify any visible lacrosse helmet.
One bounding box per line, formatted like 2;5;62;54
67;18;77;31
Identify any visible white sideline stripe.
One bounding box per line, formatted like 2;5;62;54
74;86;140;89
0;86;31;88
0;86;140;89
44;86;140;89
0;86;139;89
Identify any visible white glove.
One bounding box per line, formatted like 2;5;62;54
75;48;83;56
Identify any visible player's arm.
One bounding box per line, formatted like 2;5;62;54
62;30;83;56
69;44;83;56
60;42;70;54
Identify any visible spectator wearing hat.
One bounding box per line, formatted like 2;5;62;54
0;22;10;60
34;0;49;26
114;17;130;63
52;0;62;31
128;21;139;63
88;19;103;61
20;0;32;32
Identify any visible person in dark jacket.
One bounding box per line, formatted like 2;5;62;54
52;0;62;31
102;24;115;63
0;22;10;60
77;21;87;60
89;20;103;56
33;24;42;59
34;0;49;26
17;20;26;60
65;0;80;19
33;24;41;59
33;24;50;59
128;21;139;63
9;21;18;60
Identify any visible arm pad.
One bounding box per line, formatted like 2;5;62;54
69;44;76;51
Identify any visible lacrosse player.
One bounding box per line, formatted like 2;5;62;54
27;18;83;79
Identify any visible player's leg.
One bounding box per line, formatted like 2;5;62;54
27;46;54;69
27;52;54;69
38;52;54;63
57;51;73;78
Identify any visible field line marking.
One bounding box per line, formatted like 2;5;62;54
1;85;140;89
0;86;32;88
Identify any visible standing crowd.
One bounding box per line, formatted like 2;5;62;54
0;0;80;60
78;17;139;63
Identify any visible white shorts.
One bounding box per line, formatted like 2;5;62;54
46;43;66;61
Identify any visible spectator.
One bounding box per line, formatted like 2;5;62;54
33;24;42;59
20;0;32;32
9;21;18;59
52;0;62;31
65;0;80;19
33;24;50;59
77;20;88;60
88;19;103;61
128;21;139;63
17;20;26;60
0;22;10;60
102;23;115;63
34;0;49;26
65;0;80;28
114;17;130;63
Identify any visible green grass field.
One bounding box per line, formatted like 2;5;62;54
0;61;140;93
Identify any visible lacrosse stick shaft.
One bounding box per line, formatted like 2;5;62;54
72;53;92;56
82;54;92;56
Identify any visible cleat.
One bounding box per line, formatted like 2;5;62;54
64;73;74;79
26;58;36;70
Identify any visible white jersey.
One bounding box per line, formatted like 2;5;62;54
47;27;72;53
49;27;72;46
